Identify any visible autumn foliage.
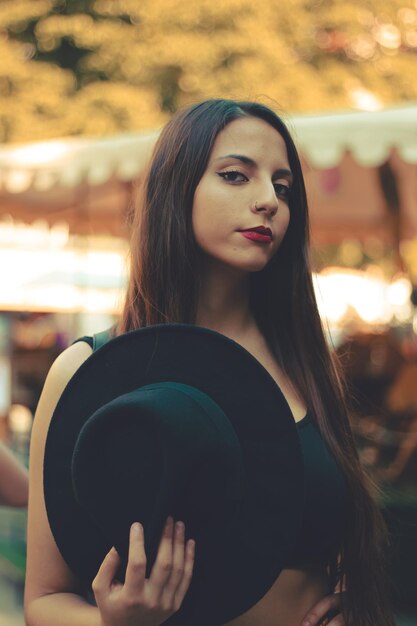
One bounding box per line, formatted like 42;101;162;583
0;0;416;142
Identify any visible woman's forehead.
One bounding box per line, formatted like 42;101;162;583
209;116;289;167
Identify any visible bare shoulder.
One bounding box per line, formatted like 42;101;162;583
46;340;93;395
30;340;93;473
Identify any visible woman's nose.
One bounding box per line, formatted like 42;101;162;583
251;189;279;217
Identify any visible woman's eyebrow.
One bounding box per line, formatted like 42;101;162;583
214;153;293;182
214;153;255;166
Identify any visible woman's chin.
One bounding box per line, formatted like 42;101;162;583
227;259;271;273
199;251;272;274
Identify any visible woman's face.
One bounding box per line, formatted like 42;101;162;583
192;116;293;273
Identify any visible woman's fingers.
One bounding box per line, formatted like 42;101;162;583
166;521;185;589
172;538;195;610
92;546;121;596
148;516;175;590
124;522;147;595
94;517;195;623
148;516;196;612
158;520;186;609
301;593;341;626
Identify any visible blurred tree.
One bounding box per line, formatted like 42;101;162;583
0;0;416;142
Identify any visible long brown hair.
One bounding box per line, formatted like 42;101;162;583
119;98;395;626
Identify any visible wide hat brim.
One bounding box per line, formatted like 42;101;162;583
44;323;305;626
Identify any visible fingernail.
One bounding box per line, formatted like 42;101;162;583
132;522;142;535
164;516;173;533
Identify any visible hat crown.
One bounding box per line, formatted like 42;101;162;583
72;382;245;576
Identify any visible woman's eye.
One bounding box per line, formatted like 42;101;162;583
217;171;248;183
274;183;291;201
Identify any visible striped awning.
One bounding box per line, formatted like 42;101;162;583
0;104;416;193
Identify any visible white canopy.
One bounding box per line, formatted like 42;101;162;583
288;104;417;168
0;130;159;193
0;103;416;192
0;103;416;241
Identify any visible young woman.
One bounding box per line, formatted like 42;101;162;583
24;99;396;626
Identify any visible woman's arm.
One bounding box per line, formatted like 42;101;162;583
24;340;102;626
0;440;28;506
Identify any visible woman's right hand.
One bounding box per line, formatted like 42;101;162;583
93;516;196;626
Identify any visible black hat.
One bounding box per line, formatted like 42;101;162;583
44;323;304;626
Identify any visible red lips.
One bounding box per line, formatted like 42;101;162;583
238;225;273;244
239;226;272;237
237;224;273;244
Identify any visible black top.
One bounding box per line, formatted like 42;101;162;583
283;411;349;568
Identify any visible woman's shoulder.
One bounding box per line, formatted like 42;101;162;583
32;341;93;435
48;340;94;390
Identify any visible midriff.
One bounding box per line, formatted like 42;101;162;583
221;565;330;626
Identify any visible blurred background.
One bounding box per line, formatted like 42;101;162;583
0;0;417;624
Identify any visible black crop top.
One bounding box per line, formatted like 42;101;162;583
74;334;349;570
283;410;349;568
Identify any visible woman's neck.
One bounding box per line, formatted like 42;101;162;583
195;262;255;337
